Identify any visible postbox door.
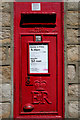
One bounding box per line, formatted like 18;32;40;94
14;2;64;118
19;33;62;116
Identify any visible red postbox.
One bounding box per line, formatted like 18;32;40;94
14;2;64;119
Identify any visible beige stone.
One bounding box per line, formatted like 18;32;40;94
79;66;80;81
0;74;2;84
0;66;11;83
0;103;10;118
1;2;11;12
0;39;11;44
1;0;13;2
68;101;78;118
0;12;11;27
67;45;79;61
1;47;7;62
0;84;11;102
0;46;11;65
0;12;2;27
8;47;10;59
0;28;11;44
0;85;2;102
68;65;76;81
0;28;11;40
67;29;78;43
67;11;78;27
68;84;80;99
0;103;2;119
67;2;78;10
0;48;2;64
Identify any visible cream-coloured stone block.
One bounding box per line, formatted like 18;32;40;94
0;12;11;27
67;45;79;61
68;101;78;118
0;103;10;118
67;2;78;10
68;84;80;99
67;29;78;43
0;84;11;102
67;11;78;27
0;66;11;83
68;65;76;81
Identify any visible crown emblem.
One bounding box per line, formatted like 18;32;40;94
34;80;47;91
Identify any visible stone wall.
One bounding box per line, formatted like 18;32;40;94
66;2;80;118
0;1;80;119
0;2;12;119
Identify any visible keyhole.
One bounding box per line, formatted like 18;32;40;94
26;76;30;84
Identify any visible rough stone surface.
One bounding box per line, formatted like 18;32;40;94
0;12;2;27
79;66;80;81
0;103;2;119
68;65;76;82
68;84;80;99
0;74;2;84
0;39;11;44
0;46;11;65
0;85;2;102
67;11;78;27
67;29;78;43
1;3;11;12
0;103;10;118
67;2;78;11
8;47;10;60
0;2;11;117
0;28;11;44
0;84;11;102
0;47;2;65
66;2;80;118
0;66;11;83
0;47;7;62
1;12;11;27
2;47;6;61
66;0;79;2
67;45;79;61
68;101;79;118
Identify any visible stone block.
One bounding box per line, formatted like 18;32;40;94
0;66;11;83
67;2;78;11
2;47;6;62
0;47;2;65
68;101;79;118
0;12;11;27
67;45;79;62
1;2;11;12
0;47;7;62
0;46;11;65
67;11;78;28
67;29;78;44
0;74;2;84
0;28;11;44
68;65;76;82
79;66;80;81
1;0;13;2
0;103;10;118
0;85;2;102
8;46;10;60
0;12;2;27
66;0;79;2
0;84;11;102
68;84;80;100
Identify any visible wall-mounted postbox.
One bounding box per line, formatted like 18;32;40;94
14;2;64;119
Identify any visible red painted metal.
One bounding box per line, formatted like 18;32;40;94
14;2;64;119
